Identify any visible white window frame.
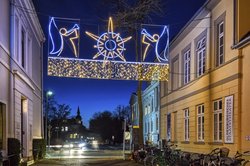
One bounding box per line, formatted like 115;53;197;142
184;109;189;141
196;37;206;77
184;49;191;84
217;21;224;66
197;104;204;141
213;99;223;142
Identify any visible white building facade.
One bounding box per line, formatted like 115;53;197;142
0;0;44;160
142;81;160;145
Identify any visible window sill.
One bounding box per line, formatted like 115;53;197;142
208;142;223;145
181;141;190;144
193;141;205;145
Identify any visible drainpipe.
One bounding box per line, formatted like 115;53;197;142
233;0;237;46
41;41;44;139
9;0;15;139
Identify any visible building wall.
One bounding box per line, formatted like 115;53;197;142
0;0;44;159
0;0;11;157
240;44;250;152
160;0;242;155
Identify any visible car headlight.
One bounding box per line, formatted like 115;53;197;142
78;143;86;148
63;144;69;148
92;140;98;145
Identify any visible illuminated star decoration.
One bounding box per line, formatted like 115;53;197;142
85;17;132;63
141;26;169;62
49;17;80;57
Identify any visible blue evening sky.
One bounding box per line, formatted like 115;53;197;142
32;0;206;127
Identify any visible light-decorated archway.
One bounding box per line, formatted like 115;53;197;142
47;17;169;81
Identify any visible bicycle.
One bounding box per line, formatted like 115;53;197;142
225;151;250;166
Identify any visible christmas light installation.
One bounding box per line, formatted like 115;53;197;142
141;25;169;62
47;16;169;81
49;17;80;57
85;17;132;62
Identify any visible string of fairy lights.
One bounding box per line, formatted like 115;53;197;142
48;57;169;81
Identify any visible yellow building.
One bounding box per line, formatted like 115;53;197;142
160;0;250;155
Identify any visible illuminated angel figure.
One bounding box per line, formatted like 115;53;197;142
85;17;132;62
141;26;169;62
49;17;80;57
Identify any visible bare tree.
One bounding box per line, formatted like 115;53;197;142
103;0;164;146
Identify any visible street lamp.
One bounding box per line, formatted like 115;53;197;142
45;90;53;150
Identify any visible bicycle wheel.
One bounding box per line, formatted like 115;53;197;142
152;156;167;166
243;160;250;166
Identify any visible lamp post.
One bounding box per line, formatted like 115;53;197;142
45;90;53;149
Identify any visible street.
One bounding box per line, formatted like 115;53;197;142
31;144;139;166
31;158;141;166
46;144;129;159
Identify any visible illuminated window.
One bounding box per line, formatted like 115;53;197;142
217;21;224;66
196;37;206;77
214;99;222;141
197;104;204;141
61;127;64;132
65;126;68;131
184;109;189;141
183;49;191;84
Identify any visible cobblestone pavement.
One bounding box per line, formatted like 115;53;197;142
31;158;142;166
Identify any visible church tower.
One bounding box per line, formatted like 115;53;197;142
76;106;82;124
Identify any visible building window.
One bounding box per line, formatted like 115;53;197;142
184;109;189;141
151;120;153;132
196;37;206;77
155;87;159;109
214;99;222;141
145;122;147;133
14;16;19;61
65;126;68;131
217;21;224;66
156;116;158;131
21;29;26;68
172;56;179;90
148;105;151;114
184;49;191;84
197;104;204;141
167;114;171;141
148;122;150;134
